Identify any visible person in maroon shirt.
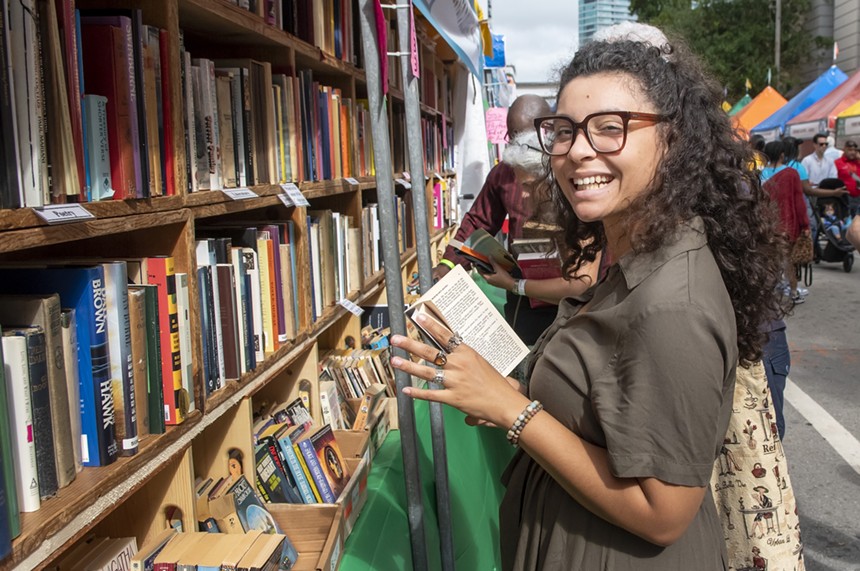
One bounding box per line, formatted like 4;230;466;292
432;95;555;345
834;139;860;216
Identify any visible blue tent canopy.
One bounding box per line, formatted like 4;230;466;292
751;66;848;136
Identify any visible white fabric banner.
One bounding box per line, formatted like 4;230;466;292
413;0;483;77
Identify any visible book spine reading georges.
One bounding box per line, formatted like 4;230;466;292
0;267;118;466
407;265;529;378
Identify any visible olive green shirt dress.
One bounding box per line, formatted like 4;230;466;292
499;217;737;570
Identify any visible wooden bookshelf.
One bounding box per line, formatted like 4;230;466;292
0;0;462;568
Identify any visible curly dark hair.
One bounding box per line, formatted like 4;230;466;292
545;36;786;363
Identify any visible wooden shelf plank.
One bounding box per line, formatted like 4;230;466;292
4;411;202;571
0;196;184;233
0;209;191;255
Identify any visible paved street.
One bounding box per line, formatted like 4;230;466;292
781;256;860;570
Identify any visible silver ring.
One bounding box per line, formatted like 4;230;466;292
445;332;464;353
432;368;445;384
432;350;447;367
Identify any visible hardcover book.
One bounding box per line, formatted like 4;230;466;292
61;309;83;473
0;266;118;467
0;330;19;537
0;294;76;488
7;327;58;499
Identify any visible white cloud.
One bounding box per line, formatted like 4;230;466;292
488;2;579;83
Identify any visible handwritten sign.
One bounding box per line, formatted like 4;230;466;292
34;204;95;224
485;107;508;144
222;188;258;200
339;298;364;316
280;183;309;207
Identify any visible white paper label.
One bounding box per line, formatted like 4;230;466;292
395;178;412;189
280;183;309;206
34;203;95;224
344;177;360;186
222;188;258;200
278;194;294;207
339;299;364;316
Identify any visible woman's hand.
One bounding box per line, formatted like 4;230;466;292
390;313;530;429
479;257;516;292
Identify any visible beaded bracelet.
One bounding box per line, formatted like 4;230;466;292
506;400;543;446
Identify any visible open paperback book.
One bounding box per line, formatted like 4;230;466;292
406;265;529;377
448;228;517;274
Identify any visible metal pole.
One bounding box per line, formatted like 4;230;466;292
358;2;429;570
396;5;456;570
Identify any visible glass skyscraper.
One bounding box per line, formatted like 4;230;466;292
579;0;637;46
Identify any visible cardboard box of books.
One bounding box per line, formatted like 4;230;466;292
268;504;345;571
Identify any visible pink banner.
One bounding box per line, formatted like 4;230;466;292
410;3;420;79
485;107;508;144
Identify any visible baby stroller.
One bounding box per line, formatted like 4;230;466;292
813;179;854;272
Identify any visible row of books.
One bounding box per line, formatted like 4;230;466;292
0;2;176;208
178;47;375;192
195;222;303;395
422;116;455;175
234;0;362;68
52;527;299;571
358;196;414;282
0;258;195;493
250;398;353;507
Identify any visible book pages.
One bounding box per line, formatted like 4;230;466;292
412;265;529;377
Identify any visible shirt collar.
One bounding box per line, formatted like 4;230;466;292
616;216;709;289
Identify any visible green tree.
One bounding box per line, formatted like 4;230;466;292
630;0;820;100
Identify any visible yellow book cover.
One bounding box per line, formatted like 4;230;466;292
256;235;275;354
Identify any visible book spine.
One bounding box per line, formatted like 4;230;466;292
158;28;175;196
0;435;10;557
297;439;335;503
206;60;222;190
256;237;275;354
264;438;301;503
142;39;163;196
115;16;144;197
0;0;21;209
127;288;150;437
229;251;248;375
1;336;40;512
90;271;118;466
20;329;58;498
146;257;184;425
0;330;20;537
215;264;240;380
104;263;138;456
174;273;194;413
60;309;82;473
291;441;322;502
278;435;316;503
240;69;254;185
82;94;113;200
142;285;165;435
228;71;245;187
182;48;196;192
195;267;217;396
242;249;264;364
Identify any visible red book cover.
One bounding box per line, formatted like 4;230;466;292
264;237;280;351
80;24;135;199
158;29;175;196
56;0;85;199
518;252;563;309
145;256;185;425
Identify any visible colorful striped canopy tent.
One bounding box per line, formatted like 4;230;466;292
751;65;848;140
835;99;860;144
785;68;860;140
732;87;787;136
728;94;752;116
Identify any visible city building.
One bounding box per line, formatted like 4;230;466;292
801;0;859;84
578;0;637;46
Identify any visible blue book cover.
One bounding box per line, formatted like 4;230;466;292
297;438;335;503
0;267;118;466
242;271;255;371
317;90;331;180
276;426;316;504
196;266;216;396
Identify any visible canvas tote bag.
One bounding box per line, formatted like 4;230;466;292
711;361;805;571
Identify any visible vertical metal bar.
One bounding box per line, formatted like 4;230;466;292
357;2;429;570
396;6;456;571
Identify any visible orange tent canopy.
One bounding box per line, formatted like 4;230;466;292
732;86;788;135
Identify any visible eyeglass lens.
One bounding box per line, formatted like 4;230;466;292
537;114;628;155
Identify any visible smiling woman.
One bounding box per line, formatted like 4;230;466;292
390;22;788;571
